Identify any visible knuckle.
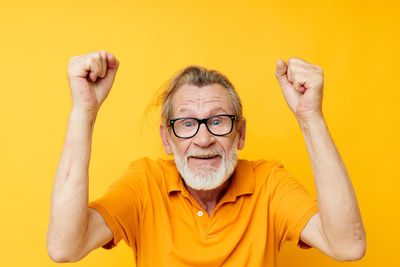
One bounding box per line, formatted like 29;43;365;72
88;51;101;60
92;53;101;61
288;57;301;64
88;56;97;66
293;73;302;82
67;57;82;75
68;56;79;66
287;58;295;64
69;55;79;61
288;66;295;77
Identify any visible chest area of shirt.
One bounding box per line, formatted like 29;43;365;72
141;191;269;241
135;192;272;267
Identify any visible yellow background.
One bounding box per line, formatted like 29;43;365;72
1;0;399;266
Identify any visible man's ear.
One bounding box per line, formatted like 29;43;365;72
160;125;173;155
237;118;246;150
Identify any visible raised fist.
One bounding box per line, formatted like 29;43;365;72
275;58;323;122
67;51;119;114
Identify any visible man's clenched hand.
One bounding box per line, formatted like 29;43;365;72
275;58;323;123
68;51;119;115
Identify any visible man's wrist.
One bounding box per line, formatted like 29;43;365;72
70;108;98;123
297;112;325;133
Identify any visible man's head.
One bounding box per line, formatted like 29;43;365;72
159;66;246;191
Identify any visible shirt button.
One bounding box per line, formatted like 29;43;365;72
197;211;203;217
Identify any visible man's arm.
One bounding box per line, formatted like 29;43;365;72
47;51;119;262
275;58;366;261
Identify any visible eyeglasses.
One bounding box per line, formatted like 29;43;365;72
170;114;236;139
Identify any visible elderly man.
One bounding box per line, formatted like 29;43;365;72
47;51;366;266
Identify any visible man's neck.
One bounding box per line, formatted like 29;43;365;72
185;178;231;217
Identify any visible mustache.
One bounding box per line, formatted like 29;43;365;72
185;147;223;159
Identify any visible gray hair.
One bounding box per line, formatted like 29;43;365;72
159;65;243;129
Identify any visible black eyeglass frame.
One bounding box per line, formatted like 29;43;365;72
169;114;236;139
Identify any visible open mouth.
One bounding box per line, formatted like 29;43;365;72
190;155;220;160
187;154;222;169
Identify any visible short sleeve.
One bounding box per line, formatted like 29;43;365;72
268;166;318;249
88;161;147;249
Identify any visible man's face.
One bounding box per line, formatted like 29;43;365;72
160;84;246;190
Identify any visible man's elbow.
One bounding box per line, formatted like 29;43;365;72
47;247;70;263
47;239;84;263
334;239;367;262
48;248;84;263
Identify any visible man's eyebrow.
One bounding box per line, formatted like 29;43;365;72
177;107;230;115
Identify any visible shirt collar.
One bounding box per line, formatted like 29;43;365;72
163;159;255;197
230;159;256;196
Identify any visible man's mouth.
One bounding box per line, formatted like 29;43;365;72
187;154;222;169
189;155;221;160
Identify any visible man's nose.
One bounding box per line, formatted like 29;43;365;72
192;123;215;147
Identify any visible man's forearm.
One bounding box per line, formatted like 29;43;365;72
47;110;96;261
299;115;366;256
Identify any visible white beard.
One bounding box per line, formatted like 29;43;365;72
170;135;239;190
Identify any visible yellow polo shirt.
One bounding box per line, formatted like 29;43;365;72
89;158;318;266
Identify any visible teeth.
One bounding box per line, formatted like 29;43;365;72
193;155;216;159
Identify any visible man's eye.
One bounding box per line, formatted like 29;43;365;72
211;119;221;125
183;122;194;127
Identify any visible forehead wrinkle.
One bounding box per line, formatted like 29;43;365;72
176;98;226;111
174;98;232;117
172;85;233;117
